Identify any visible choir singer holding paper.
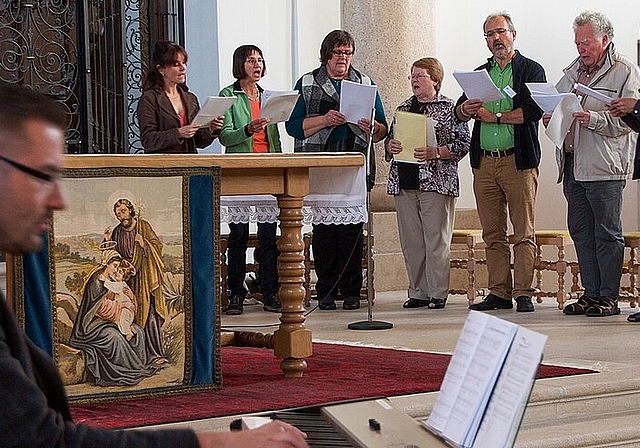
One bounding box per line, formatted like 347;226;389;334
219;44;283;316
385;57;470;311
137;41;223;154
285;29;387;312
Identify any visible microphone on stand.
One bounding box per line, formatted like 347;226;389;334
348;107;393;330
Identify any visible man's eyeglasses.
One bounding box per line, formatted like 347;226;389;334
408;74;432;80
331;50;354;57
484;28;511;39
245;58;264;64
0;154;56;183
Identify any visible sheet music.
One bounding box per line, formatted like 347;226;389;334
443;316;518;448
339;80;377;124
192;96;236;127
393;111;437;164
473;327;548;448
453;70;504;102
525;82;574;114
526;82;559;95
545;94;583;148
574;83;613;105
424;311;548;448
260;90;300;123
425;311;488;434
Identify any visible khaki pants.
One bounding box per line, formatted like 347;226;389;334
394;189;455;300
473;154;538;299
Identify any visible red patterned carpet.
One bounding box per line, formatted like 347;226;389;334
71;342;595;429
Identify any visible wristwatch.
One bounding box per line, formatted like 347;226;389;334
496;112;502;125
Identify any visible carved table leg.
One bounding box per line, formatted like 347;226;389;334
273;195;312;377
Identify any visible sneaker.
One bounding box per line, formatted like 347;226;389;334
318;296;337;310
515;296;535;312
263;293;282;313
468;293;513;311
342;297;360;310
225;293;245;315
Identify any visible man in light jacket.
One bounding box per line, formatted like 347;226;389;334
545;11;640;318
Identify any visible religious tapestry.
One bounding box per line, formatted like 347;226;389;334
11;166;222;403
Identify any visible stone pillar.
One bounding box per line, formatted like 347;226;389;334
342;0;436;210
342;1;437;292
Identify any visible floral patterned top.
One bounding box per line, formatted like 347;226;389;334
385;93;470;197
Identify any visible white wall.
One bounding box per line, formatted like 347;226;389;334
186;0;341;153
435;1;640;230
185;1;640;230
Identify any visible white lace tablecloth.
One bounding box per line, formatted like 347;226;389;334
220;165;367;224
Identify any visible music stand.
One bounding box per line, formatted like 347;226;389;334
348;108;393;330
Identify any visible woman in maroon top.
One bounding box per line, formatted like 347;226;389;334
137;41;223;153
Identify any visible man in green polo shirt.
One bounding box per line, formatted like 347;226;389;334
455;11;546;312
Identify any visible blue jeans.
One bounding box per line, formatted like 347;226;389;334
563;155;625;298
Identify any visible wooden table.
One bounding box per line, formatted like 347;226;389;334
63;152;365;377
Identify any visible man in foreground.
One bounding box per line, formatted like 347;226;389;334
0;82;308;448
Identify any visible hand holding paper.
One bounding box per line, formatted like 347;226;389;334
260;90;300;123
193;96;236;128
339;80;377;124
393;111;437;164
453;70;504;102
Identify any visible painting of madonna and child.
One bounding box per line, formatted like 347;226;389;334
46;168;220;402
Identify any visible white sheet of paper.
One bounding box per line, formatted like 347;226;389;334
574;83;613;105
260;90;300;123
453;70;504;103
473;327;547;448
525;82;559;95
424;311;488;435
545;94;583;148
193;96;236;127
339;80;377;124
531;92;575;114
443;316;518;447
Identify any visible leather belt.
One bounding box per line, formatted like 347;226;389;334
482;148;514;158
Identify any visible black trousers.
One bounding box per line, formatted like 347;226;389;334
312;223;363;300
227;222;280;297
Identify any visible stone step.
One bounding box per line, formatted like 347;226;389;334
389;368;640;447
516;412;640;447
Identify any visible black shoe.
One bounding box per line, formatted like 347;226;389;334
342;297;360;310
402;298;430;309
468;293;513;311
225;293;245;315
428;298;447;309
318;296;336;310
263;293;282;313
515;296;535;312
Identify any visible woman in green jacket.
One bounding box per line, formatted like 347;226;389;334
219;45;282;315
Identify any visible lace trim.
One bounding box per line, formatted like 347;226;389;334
221;205;368;225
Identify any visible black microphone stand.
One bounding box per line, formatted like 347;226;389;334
348;108;393;330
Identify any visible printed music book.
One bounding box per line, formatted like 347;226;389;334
422;311;547;448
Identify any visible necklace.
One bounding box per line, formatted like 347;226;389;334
242;86;260;101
